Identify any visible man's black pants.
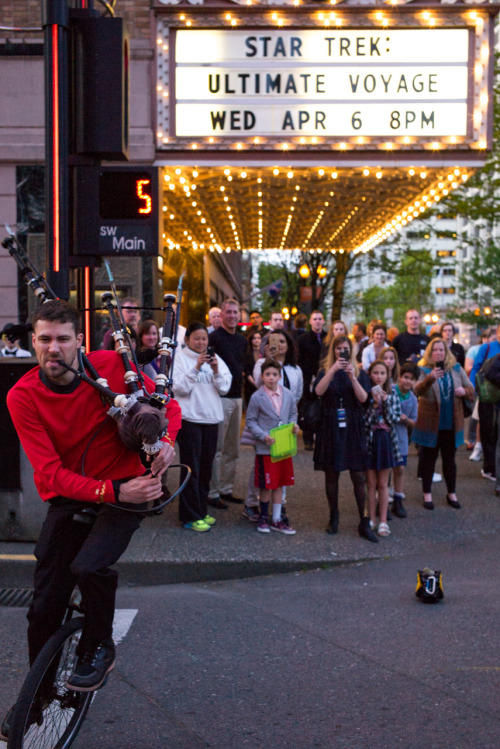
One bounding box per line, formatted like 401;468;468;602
27;500;143;665
478;401;497;477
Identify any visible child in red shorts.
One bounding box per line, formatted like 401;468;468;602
244;358;299;534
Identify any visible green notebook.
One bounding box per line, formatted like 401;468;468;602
269;422;297;463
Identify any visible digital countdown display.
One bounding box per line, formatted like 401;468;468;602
74;166;159;257
99;171;154;220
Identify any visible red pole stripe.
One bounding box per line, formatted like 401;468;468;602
84;267;91;351
52;24;60;272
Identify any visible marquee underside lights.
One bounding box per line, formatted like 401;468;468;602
156;6;493;153
158;164;470;256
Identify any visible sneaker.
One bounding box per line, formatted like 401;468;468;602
242;506;260;522
432;473;442;483
202;515;216;526
481;470;496;482
257;515;270;533
183;519;211;532
66;639;115;692
241;505;260;523
469;442;483;461
270;519;296;535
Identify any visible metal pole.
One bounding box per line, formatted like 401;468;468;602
43;0;69;299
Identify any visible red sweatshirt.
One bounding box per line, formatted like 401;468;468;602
7;350;181;504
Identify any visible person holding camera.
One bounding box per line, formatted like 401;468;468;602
173;322;232;531
412;338;474;510
313;334;377;542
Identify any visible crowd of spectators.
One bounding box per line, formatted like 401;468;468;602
98;299;500;539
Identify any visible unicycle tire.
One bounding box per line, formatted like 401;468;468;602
8;617;93;749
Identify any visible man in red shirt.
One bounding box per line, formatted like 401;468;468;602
1;300;180;738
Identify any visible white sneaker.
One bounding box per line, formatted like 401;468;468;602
432;473;442;483
469;443;483;461
481;470;496;482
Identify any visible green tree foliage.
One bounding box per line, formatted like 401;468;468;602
432;58;500;323
255;251;337;319
357;248;436;329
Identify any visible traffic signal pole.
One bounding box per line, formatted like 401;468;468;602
43;0;70;300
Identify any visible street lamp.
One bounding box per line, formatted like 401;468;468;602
299;263;310;278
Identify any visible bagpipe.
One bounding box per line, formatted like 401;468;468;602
2;227;190;513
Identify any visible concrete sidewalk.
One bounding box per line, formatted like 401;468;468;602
2;439;499;587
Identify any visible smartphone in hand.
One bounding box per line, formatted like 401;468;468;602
371;385;384;398
268;333;280;356
339;349;350;361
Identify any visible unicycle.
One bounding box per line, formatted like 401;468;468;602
7;592;96;749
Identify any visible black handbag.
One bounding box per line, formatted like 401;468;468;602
298;398;322;433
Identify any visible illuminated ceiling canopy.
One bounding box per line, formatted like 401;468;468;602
160;164;470;255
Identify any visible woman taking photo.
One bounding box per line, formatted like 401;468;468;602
413;337;474;510
313;334;378;543
173;322;232;531
244;329;262;407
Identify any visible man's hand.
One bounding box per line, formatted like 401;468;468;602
149;442;176;478
118;474;164;504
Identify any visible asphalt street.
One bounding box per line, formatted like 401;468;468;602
2;528;500;747
1;443;500;747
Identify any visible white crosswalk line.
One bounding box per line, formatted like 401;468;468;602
112;609;138;644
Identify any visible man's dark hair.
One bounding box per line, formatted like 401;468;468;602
32;300;81;335
294;313;308;330
354;322;367;335
261;357;282;375
400;362;419;380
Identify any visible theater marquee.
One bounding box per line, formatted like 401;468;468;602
155;4;494;155
174;29;470;138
